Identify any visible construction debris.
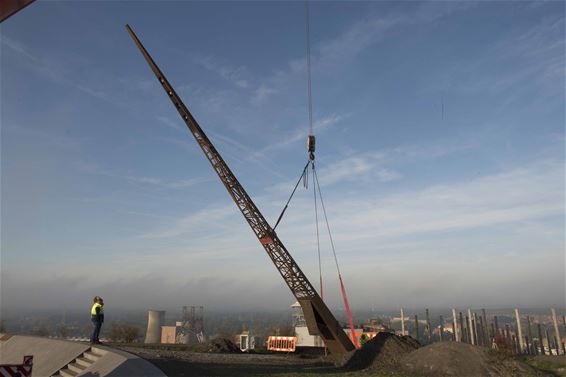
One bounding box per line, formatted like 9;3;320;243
206;338;242;354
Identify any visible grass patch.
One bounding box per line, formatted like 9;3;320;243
522;355;566;377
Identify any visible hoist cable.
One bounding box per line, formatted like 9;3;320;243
304;160;309;189
313;167;341;276
273;160;311;231
305;0;314;136
312;162;323;299
313;165;360;349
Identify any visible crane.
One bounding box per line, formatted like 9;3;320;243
126;25;355;354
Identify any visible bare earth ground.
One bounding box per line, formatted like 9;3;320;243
118;346;417;377
116;335;565;377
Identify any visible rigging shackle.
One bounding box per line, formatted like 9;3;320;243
307;134;316;161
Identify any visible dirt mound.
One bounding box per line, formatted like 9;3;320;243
343;332;420;370
205;338;242;353
401;342;543;377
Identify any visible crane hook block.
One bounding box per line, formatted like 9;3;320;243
307;135;316;160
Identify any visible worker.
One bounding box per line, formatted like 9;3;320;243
90;296;104;344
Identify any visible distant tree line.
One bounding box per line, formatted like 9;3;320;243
108;324;141;343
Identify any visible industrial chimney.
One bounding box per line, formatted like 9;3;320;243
144;310;165;344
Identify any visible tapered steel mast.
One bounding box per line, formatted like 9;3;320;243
126;24;355;354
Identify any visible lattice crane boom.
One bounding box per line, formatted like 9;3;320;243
126;25;355;354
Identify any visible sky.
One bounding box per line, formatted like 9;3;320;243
1;1;564;315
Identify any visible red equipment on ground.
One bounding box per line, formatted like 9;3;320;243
267;336;297;352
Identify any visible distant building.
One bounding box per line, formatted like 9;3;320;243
291;302;324;348
291;302;384;349
161;325;181;344
235;331;255;352
161;322;188;344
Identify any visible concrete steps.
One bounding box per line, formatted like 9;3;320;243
2;336;164;377
67;361;87;374
51;346;106;377
75;356;94;368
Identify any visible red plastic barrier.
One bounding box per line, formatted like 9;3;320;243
0;355;33;377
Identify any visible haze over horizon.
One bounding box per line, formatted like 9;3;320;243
1;1;564;315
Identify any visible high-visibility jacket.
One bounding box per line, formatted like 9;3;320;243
91;303;104;316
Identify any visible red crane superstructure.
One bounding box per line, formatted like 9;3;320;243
126;25;355;354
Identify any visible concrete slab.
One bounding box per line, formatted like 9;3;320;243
0;334;166;377
78;346;165;377
0;334;90;376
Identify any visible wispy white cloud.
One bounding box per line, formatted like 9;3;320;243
182;85;235;115
2;35;112;102
505;15;564;58
258;1;477;96
412;1;478;23
73;160;209;190
156;115;182;131
141;205;237;239
153;110;285;178
528;0;554;8
159;136;195;151
292;2;476;73
316;156;377;185
267;136;475;193
113;156;564;311
262;113;344;153
165;2;477;160
251;84;278;105
141;137;563;245
316;159;564;243
268;155;563;248
125;175;209;189
206;128;278;174
313;16;402;71
192;53;250;88
117;77;156;93
6;158;562;311
74;84;109;101
426;13;564;101
2;123;80;151
1;35;37;61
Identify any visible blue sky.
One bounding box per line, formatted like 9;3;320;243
1;1;564;313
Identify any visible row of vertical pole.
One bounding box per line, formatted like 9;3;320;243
396;307;565;355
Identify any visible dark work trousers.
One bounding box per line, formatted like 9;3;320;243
91;318;102;343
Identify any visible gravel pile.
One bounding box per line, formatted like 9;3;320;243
340;332;420;371
401;342;545;377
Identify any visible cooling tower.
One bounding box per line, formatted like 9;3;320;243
144;310;165;344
